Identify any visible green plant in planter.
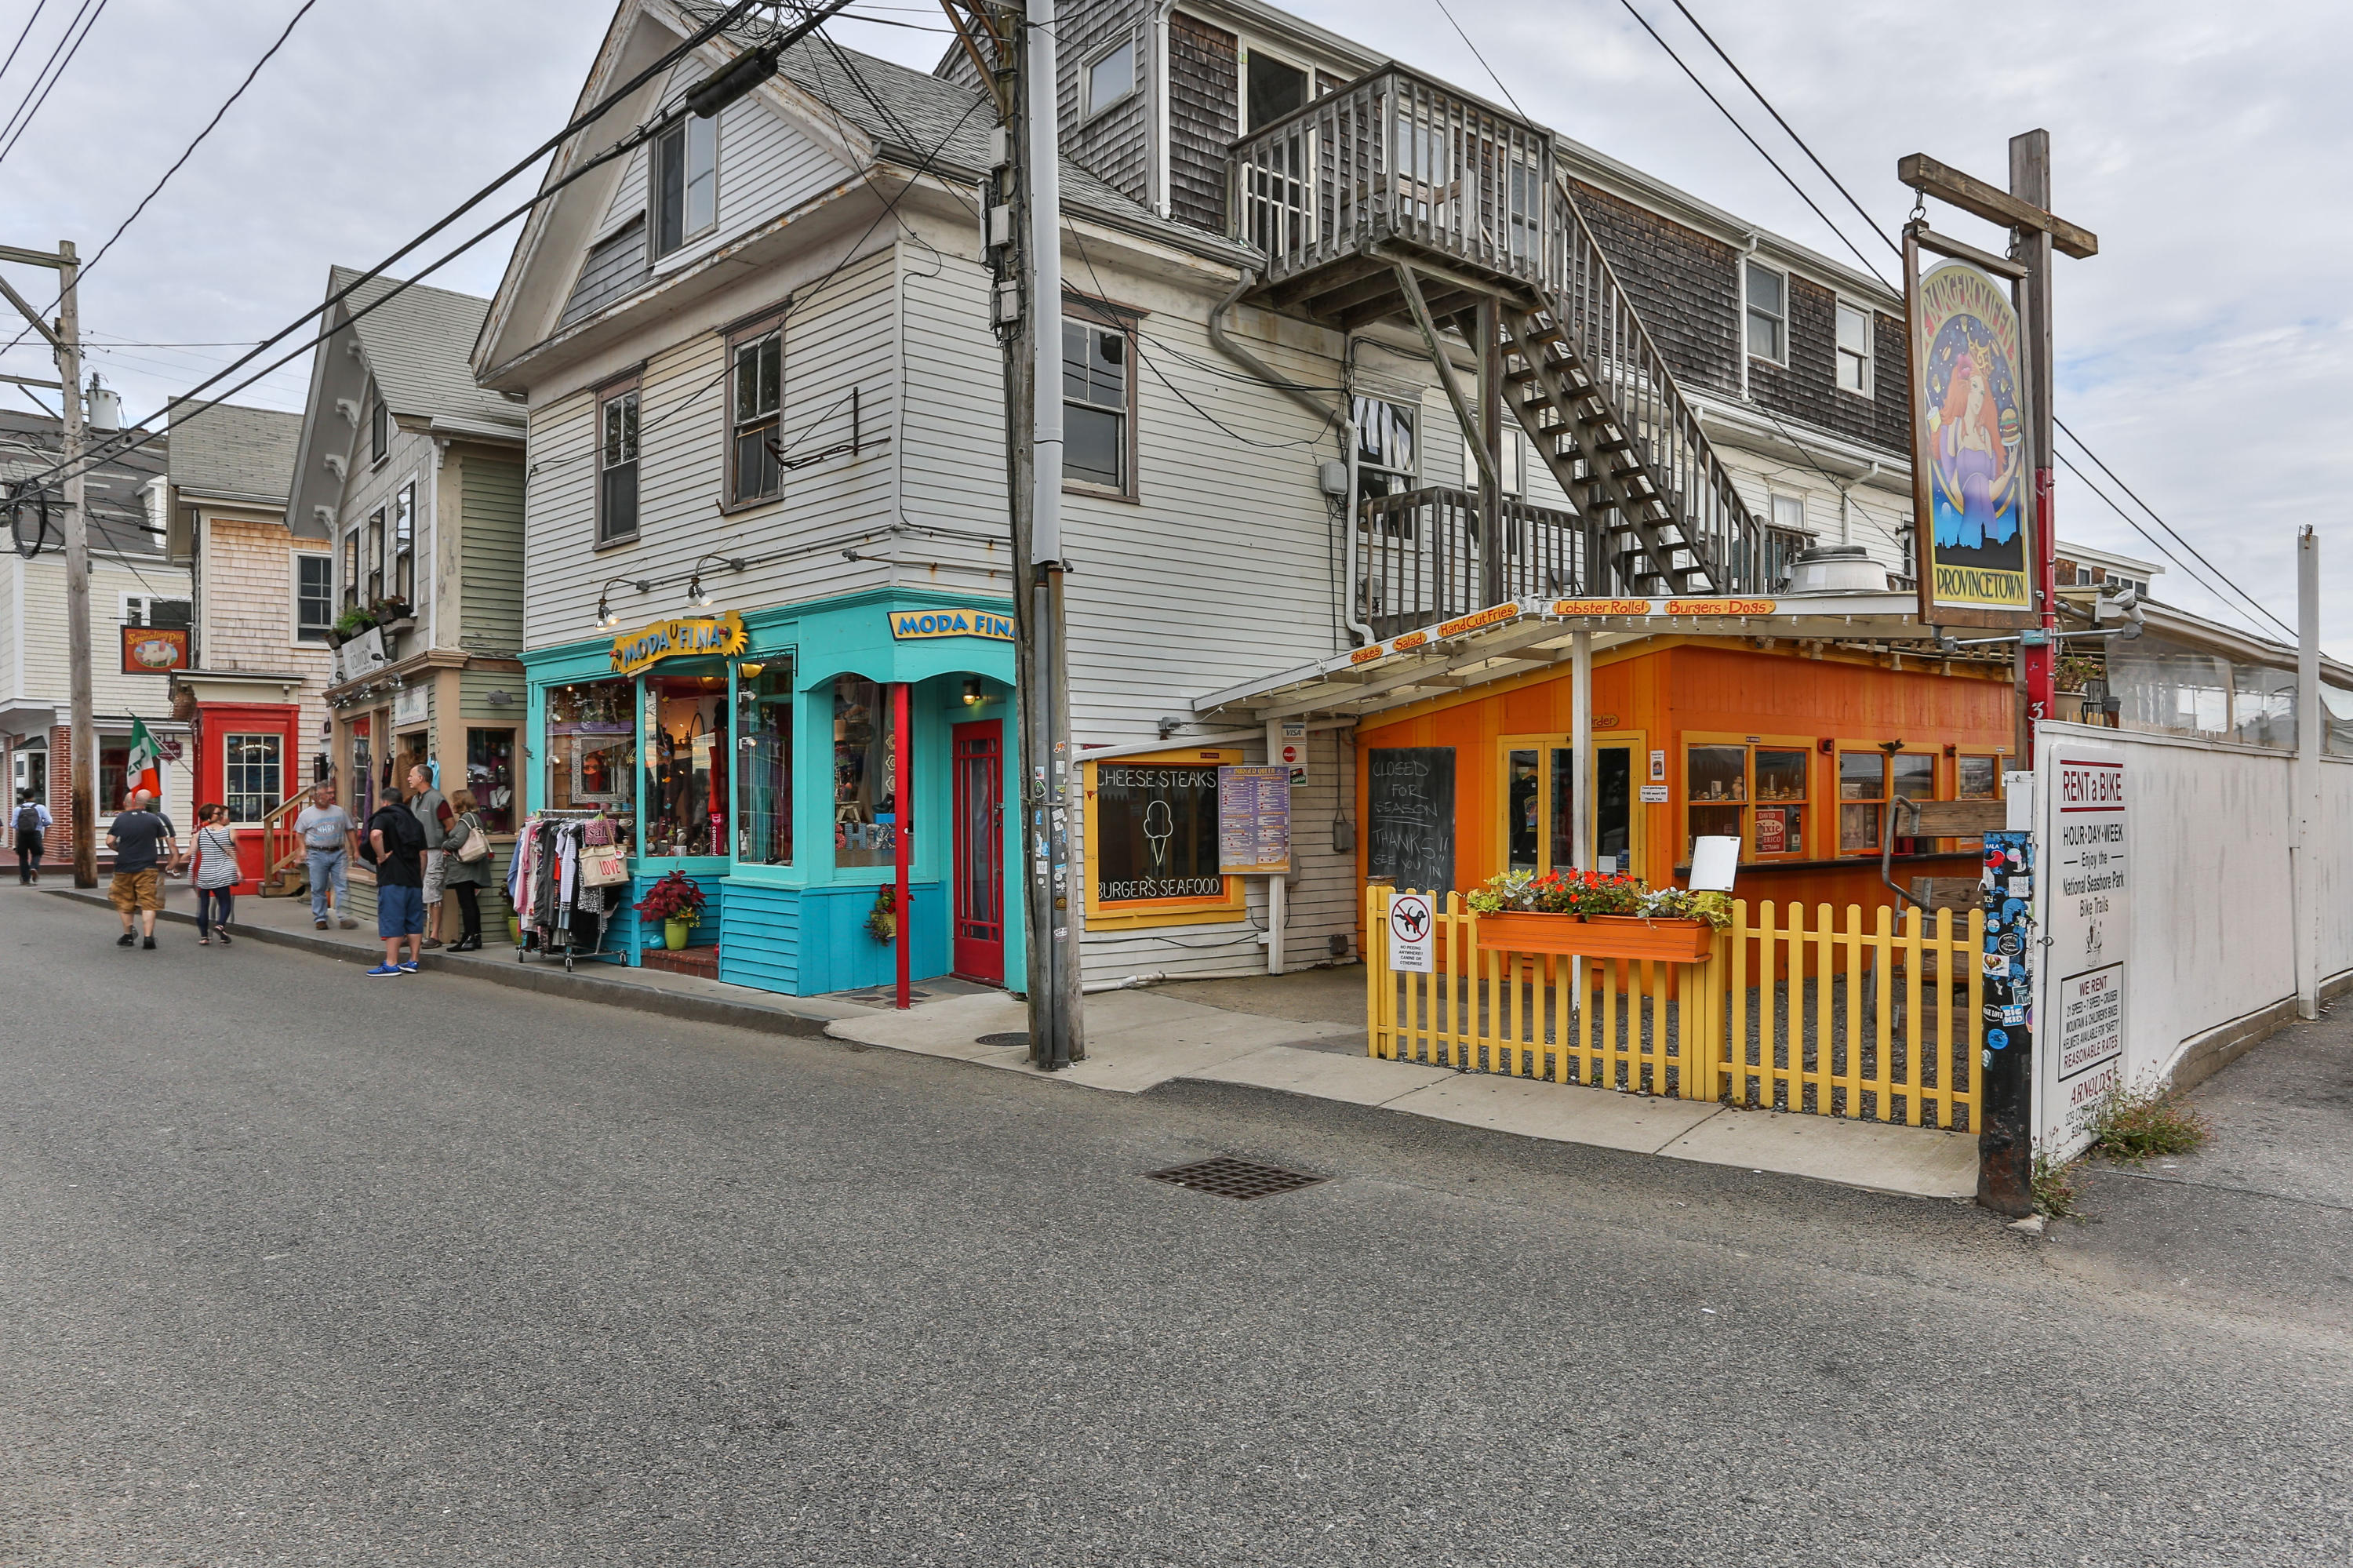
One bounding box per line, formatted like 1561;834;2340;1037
633;871;704;950
866;886;896;944
2054;653;2102;694
332;606;377;640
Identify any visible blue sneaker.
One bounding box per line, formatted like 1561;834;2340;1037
365;963;402;977
398;960;420;973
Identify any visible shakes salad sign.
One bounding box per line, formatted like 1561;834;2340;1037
1908;259;2033;623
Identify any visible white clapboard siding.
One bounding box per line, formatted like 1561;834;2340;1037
595;64;858;277
13;553;195;719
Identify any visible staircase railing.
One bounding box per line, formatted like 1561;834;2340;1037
1547;175;1766;593
1358;486;1592;635
259;786;316;894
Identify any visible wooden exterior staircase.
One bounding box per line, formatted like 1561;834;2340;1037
257;788;316;897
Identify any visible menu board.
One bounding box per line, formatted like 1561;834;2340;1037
1367;747;1455;893
1217;765;1291;874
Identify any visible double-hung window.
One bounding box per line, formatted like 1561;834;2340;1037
392;482;415;602
1353;395;1418;504
122;595;191;631
1746;261;1787;363
1062;312;1133;496
729;325;781;505
296;554;334;642
1835;302;1873;395
598;384;639;544
653;109;718;258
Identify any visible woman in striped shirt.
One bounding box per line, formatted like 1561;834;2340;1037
191;803;240;946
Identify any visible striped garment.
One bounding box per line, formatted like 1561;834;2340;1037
192;825;241;889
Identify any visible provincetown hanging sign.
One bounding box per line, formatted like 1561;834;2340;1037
609;610;747;675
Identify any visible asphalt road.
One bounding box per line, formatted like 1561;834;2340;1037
3;888;2348;1566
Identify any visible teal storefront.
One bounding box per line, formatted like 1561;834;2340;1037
522;588;1021;996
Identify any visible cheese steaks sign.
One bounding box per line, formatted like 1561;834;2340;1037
1909;259;2034;624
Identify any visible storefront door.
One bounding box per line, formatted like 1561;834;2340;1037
1497;733;1643;879
951;719;1004;984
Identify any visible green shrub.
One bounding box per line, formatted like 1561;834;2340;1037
2086;1084;2209;1162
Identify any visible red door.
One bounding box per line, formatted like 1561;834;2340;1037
951;720;1005;984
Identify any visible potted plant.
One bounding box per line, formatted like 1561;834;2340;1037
866;886;896;944
2053;653;2100;723
370;596;417;635
328;605;376;649
1465;868;1730;962
633;870;704;951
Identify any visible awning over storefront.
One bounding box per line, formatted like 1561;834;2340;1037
1191;592;1941;723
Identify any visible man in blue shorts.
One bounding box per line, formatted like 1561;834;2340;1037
362;783;427;975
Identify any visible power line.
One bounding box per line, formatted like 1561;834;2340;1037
2051;448;2280;641
0;0;92;149
0;0;108;168
0;1;52;90
9;0;786;495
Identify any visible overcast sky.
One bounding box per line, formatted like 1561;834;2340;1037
0;0;2338;645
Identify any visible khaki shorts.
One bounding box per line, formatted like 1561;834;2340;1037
109;868;163;913
421;849;447;902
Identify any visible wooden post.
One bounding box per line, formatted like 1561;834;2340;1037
2010;132;2059;738
893;679;912;1010
2296;526;2322;1019
56;242;96;886
1476;297;1504;609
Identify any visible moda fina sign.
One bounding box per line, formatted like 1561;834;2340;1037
1908;259;2034;624
609;611;747;676
886;606;1013;642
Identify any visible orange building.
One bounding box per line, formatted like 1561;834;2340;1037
1353;638;2014;915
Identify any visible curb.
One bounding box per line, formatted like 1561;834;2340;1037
46;889;853;1041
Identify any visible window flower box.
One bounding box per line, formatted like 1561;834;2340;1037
1475;911;1716;962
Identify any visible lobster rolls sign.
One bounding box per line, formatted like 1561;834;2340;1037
1909;257;2033;624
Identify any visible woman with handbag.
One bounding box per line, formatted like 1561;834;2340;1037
442;789;494;951
189;803;240;946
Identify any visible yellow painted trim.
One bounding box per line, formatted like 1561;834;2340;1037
1681;729;1819;864
1495;729;1647;876
1082;747;1247;929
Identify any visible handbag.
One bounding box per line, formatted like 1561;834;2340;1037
455;818;491;864
579;843;629;886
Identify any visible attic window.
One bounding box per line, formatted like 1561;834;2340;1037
653;111;718;258
1246;51;1307;130
369;397;388;466
1085;38;1136;117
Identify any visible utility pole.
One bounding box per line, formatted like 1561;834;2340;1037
0;239;96;886
995;0;1084;1067
2010;132;2059;753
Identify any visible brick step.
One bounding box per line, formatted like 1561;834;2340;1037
640;944;719;980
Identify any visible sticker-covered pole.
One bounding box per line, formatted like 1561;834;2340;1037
2011;130;2057;740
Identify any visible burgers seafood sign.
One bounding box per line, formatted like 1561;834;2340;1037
609;611;747;675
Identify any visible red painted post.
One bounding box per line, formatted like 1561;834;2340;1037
893;680;912;1010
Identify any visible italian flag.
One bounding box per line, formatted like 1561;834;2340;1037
125;717;163;805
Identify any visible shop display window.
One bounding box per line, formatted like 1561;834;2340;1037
734;660;795;865
1092;761;1221;904
1752;748;1808;859
1838;751;1886;854
547;679;635;819
350;718;373;821
1957;755;2002;799
465;728;517;833
1685;744;1744;859
1506;748;1541;872
833;675;898;868
646;673;729;857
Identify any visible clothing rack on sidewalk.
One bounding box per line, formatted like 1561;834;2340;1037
510;809;628;973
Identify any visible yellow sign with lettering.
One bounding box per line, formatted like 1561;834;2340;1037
886;607;1015;642
609;611;748;675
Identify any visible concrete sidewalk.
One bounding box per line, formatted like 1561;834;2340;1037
27;881;1975;1200
825;984;1980;1200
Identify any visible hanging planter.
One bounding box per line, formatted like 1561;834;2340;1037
866;886;896;944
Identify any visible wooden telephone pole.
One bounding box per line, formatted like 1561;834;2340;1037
1;238;97;887
1898;138;2097;1216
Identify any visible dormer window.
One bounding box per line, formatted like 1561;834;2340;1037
1085;38;1136;118
653;110;718;257
1246;50;1307;129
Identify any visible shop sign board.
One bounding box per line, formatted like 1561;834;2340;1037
886;607;1014;642
121;626;188;674
1217;764;1290;875
1388;891;1434;973
609;611;747;675
1908;255;2035;625
2038;750;2129;1157
394;684;427;726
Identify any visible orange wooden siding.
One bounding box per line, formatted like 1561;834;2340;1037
1354;641;2012;928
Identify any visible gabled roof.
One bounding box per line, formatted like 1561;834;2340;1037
0;408;168;558
329;267;526;441
165;400;302;507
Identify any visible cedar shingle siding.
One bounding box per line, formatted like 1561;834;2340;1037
1168;13;1238;236
1057;0;1152;206
1748;275;1908;457
1569;181;1739;402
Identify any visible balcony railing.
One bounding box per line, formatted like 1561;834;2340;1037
1357;485;1809;635
1232;66;1558;298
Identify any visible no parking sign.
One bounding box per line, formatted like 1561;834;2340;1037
1390;892;1434;973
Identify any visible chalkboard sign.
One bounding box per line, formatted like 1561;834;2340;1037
1367;747;1455;893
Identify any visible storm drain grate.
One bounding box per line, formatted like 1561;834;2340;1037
1145;1156;1326;1201
975;1032;1031;1049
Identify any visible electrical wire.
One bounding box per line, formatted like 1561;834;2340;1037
2053;446;2289;643
0;0;108;168
0;0;51;91
9;0;787;493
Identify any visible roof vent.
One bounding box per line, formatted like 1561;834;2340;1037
1784;545;1888;596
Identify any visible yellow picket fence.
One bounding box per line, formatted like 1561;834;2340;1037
1366;886;1984;1132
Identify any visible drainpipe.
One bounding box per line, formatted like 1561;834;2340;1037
1736;233;1758;402
1208;271;1373;646
1148;0;1176;219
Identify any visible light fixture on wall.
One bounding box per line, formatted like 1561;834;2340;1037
687;553;747;610
961;677;984;707
595;577;650;630
737;662;765;679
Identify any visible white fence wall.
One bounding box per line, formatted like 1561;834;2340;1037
2035;719;2353;1148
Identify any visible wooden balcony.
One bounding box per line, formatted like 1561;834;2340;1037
1356;485;1811;635
1234;67;1780;601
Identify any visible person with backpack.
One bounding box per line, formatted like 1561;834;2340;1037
188;802;240;946
13;789;51;884
362;782;427;976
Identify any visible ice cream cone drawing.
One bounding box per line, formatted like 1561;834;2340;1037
1144;799;1174;867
